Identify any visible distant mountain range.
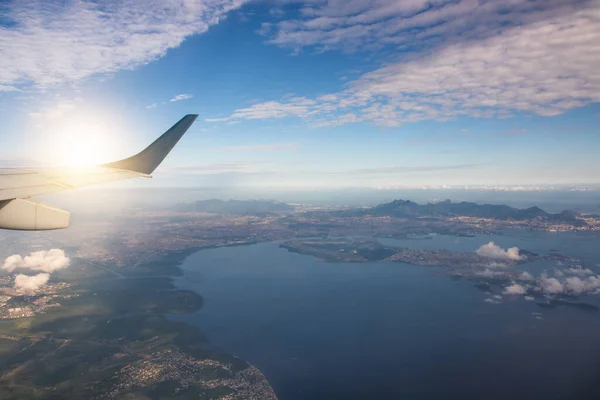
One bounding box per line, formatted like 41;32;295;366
336;199;583;223
172;198;586;225
172;199;294;215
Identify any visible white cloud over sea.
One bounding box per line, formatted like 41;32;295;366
476;242;523;261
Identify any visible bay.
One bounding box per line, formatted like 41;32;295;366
172;232;600;400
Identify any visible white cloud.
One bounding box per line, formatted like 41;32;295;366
555;269;565;277
265;0;595;54
170;94;194;102
476;269;506;278
215;98;318;121
565;267;595;276
524;296;534;301
168;161;266;175
220;142;301;152
504;283;527;295
29;102;77;120
564;275;600;295
213;1;600;127
484;297;501;304
539;275;564;294
519;271;535;281
476;242;523;261
2;249;70;273
14;273;50;294
0;0;247;90
146;103;158;109
565;277;587;295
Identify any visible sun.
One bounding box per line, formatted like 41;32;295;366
36;110;119;168
60;128;113;167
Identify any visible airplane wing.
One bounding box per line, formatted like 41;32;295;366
0;114;198;230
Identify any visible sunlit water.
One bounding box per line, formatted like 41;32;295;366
171;231;600;400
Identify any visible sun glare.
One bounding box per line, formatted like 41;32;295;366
60;130;112;167
37;110;120;168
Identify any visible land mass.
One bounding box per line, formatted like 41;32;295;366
0;250;277;399
172;199;294;216
0;197;598;398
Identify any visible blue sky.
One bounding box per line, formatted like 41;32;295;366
0;0;599;191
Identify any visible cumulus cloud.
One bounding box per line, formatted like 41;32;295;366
526;272;600;297
476;242;523;261
564;276;600;295
539;274;564;294
565;267;595;276
476;269;506;278
170;94;193;102
0;0;246;90
519;271;535;281
504;283;527;295
2;249;70;273
14;273;50;294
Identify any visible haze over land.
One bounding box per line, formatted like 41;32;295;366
1;0;600;398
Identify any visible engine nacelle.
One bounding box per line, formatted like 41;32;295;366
0;198;70;230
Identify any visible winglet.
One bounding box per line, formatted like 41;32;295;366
103;114;198;175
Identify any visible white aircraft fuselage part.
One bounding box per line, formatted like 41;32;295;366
0;114;198;230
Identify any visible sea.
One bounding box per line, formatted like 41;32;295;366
171;230;600;400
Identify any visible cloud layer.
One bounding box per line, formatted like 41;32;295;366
212;0;600;126
0;0;246;90
263;0;594;53
476;242;523;261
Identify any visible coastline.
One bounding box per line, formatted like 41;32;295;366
0;240;279;400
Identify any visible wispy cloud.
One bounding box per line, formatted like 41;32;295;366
170;94;194;102
168;161;266;175
262;0;594;54
489;128;530;137
29;101;77;120
208;98;318;122
146;103;158;109
212;1;600;127
342;164;480;175
221;142;301;152
0;0;247;91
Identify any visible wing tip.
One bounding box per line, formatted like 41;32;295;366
102;114;198;174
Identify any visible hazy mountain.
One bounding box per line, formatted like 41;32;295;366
172;199;294;215
334;199;582;223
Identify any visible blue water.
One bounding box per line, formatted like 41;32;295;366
172;233;600;400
